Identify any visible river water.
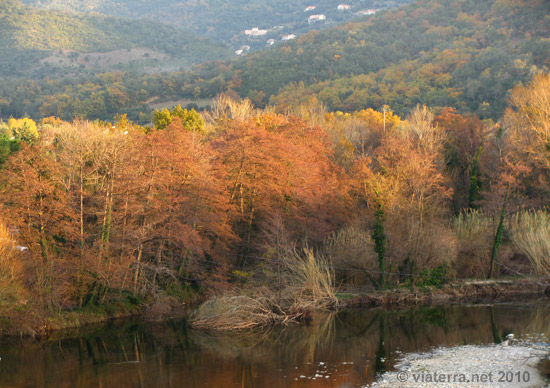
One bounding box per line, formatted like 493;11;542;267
0;302;549;387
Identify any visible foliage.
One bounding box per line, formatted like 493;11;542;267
0;220;27;304
7;117;39;141
0;0;231;78
153;105;204;132
21;0;415;46
2;0;549;124
372;201;387;289
416;265;452;288
1;73;550;319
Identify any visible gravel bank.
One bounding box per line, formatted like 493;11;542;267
366;342;550;388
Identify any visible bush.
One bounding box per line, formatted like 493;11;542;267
189;294;288;330
387;214;457;284
322;225;377;286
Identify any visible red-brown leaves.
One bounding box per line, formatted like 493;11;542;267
212;113;350;251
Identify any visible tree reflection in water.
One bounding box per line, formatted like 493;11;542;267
0;303;549;388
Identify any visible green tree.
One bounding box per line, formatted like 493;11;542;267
8;118;39;142
153;105;204;132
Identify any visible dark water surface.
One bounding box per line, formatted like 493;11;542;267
1;302;549;388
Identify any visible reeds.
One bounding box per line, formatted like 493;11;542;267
283;248;339;311
190;248;338;330
453;209;494;277
510;210;550;275
454;209;494;242
189;294;296;330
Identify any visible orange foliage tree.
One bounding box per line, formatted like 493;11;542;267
211;113;350;263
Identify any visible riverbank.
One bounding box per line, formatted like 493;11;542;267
0;299;143;337
1;277;548;337
366;342;550;388
343;278;550;308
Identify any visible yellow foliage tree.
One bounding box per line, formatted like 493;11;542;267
8;117;39;141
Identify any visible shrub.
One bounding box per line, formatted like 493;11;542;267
322;225;377;286
189;294;289;330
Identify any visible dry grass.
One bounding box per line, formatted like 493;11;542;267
510;210;550;275
190;248;338;330
189;294;299;330
283;248;339;311
454;209;494;242
453;210;494;277
206;94;258;123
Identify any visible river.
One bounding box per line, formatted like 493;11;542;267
0;302;549;387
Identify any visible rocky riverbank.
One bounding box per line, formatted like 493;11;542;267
366;341;550;388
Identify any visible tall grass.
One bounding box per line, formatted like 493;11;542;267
454;209;494;242
453;209;494;277
190;248;338;330
283;248;338;311
510;210;550;275
190;294;288;330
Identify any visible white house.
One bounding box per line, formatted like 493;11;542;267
308;14;326;24
282;34;296;41
357;9;376;15
235;46;251;56
245;27;268;36
266;39;276;45
338;4;351;11
304;6;316;12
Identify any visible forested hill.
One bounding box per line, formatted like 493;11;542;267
186;0;550;119
0;0;232;77
1;0;549;122
20;0;415;46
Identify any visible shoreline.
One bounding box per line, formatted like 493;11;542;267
365;342;550;388
343;278;550;308
1;277;548;337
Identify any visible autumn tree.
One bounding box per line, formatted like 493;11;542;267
352;106;454;286
504;73;550;204
0;140;77;309
130;118;235;292
211;113;350;264
435;107;488;211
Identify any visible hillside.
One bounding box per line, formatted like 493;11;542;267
0;0;232;78
20;0;415;49
188;0;550;119
1;0;549;122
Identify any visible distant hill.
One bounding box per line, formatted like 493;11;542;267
20;0;415;49
178;0;550;119
0;0;232;78
1;0;549;123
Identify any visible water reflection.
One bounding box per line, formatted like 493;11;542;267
0;302;549;388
